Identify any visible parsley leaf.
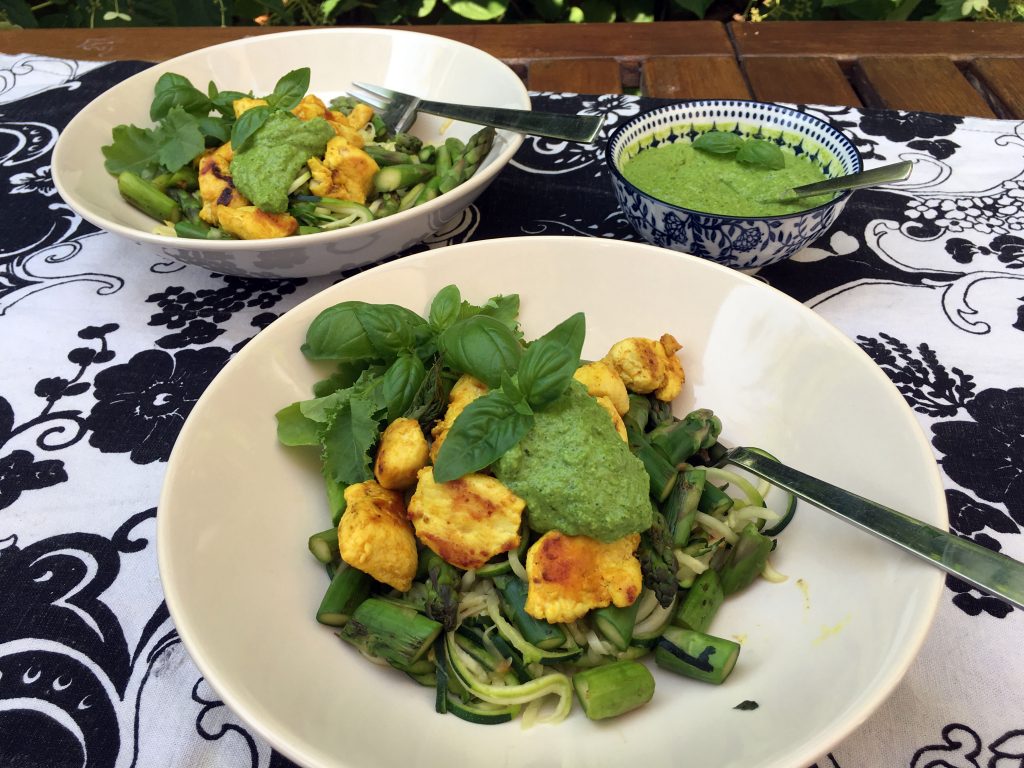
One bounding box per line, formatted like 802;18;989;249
321;396;379;486
155;107;206;172
102;123;163;175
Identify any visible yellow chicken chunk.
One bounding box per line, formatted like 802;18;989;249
197;142;246;225
595;396;628;442
429;374;489;462
654;333;686;402
232;97;268;118
307;136;379;204
524;531;642;624
215;205;298;240
374;417;429;491
604;337;669;395
407;468;524;571
291;93;330;122
338;481;418;592
573;361;629;415
345;103;375;131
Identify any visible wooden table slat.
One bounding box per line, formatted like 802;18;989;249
971;57;1024;119
528;58;621;94
744;56;861;108
730;20;1024;60
643;56;750;100
855;55;995;118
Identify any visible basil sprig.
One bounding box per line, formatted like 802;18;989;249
230;67;311;150
692;130;786;171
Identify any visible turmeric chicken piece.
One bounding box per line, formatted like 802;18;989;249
291;93;330;122
595;396;628;442
197;142;246;225
232;97;268;118
338;480;418;592
407;467;524;571
215;205;298;240
573;361;629;416
374;417;430;491
307;135;379;204
429;374;489;462
604;334;686;402
524;531;642;624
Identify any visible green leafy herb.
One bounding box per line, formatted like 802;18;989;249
457;294;522;338
207;81;249;117
150;72;212;122
266;67;311;112
274;402;321;447
302;302;378;362
379;353;428;421
736;139;786;170
321;397;379;485
155;107;206;172
517;312;585;410
357;304;429;360
102;124;163;176
692;130;744;155
230;104;271;152
438;315;523;388
432;390;535;482
429;284;462;333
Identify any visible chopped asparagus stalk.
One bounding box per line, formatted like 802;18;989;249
673;568;723;633
718;523;773;595
572;660;655;720
373;163;435;193
422;550;460;631
307;528;340;565
118;171;181;223
316;565;370;627
592;601;642;652
655;627;739;684
339;597;442;671
494;575;567;650
664;467;706;548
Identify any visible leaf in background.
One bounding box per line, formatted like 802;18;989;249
439;315;523;388
580;0;617;20
380;354;427;421
275;402;321;446
429;284;462;332
692;131;745;155
0;0;39;27
230;104;271;151
155;107;206;172
302;301;378;362
321;396;378;486
618;0;654;22
432;391;534;482
442;0;509;21
670;0;715;16
415;0;438;16
266;67;310;111
517;312;585;410
102;123;162;175
150;72;212;121
531;0;568;20
736;138;786;170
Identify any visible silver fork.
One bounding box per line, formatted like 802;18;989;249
348;82;605;144
722;446;1024;610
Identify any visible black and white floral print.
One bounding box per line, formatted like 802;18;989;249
1;52;1022;768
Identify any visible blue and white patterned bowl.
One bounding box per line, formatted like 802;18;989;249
607;100;863;269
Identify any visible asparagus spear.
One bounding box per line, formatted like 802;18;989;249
373;163;435;193
363;146;416;167
493;575;567;650
325;476;347;527
592;601;642;651
655;627;740;685
637;508;678;608
316;565;371;627
698;482;734;517
572;660;655;720
649;408;722;466
673;568;724;633
308;527;341;565
422;550;460;631
339;597;442;671
718;523;773;595
663;467;706;548
118;171;181;223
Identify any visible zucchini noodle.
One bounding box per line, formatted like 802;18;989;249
761;558;789;583
695;511;739;545
674;549;709;576
705;467;765;508
508;548;528;581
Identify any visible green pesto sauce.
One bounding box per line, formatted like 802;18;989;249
621;141;832;217
493;381;653;542
231;112;335;214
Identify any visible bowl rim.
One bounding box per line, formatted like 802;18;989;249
51;26;529;254
605;98;864;222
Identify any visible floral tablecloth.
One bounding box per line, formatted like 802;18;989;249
0;53;1021;768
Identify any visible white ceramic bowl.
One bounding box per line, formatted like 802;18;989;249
52;28;528;278
608;100;863;270
159;236;944;768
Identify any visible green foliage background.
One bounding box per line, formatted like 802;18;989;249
1;0;1020;28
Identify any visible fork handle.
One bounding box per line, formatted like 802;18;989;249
418;99;603;143
726;446;1024;610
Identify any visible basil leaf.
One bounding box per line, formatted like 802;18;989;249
196;115;231;144
432;391;534;482
439;315;523;388
321;396;378;485
379;353;427;421
517;312;585;410
302;301;377;362
457;293;522;338
356;304;427;359
275;402;320;446
736;139;786;170
230;104;271;151
208;82;250;117
151;73;212;121
692;130;744;155
267;67;310;112
429;284;462;332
